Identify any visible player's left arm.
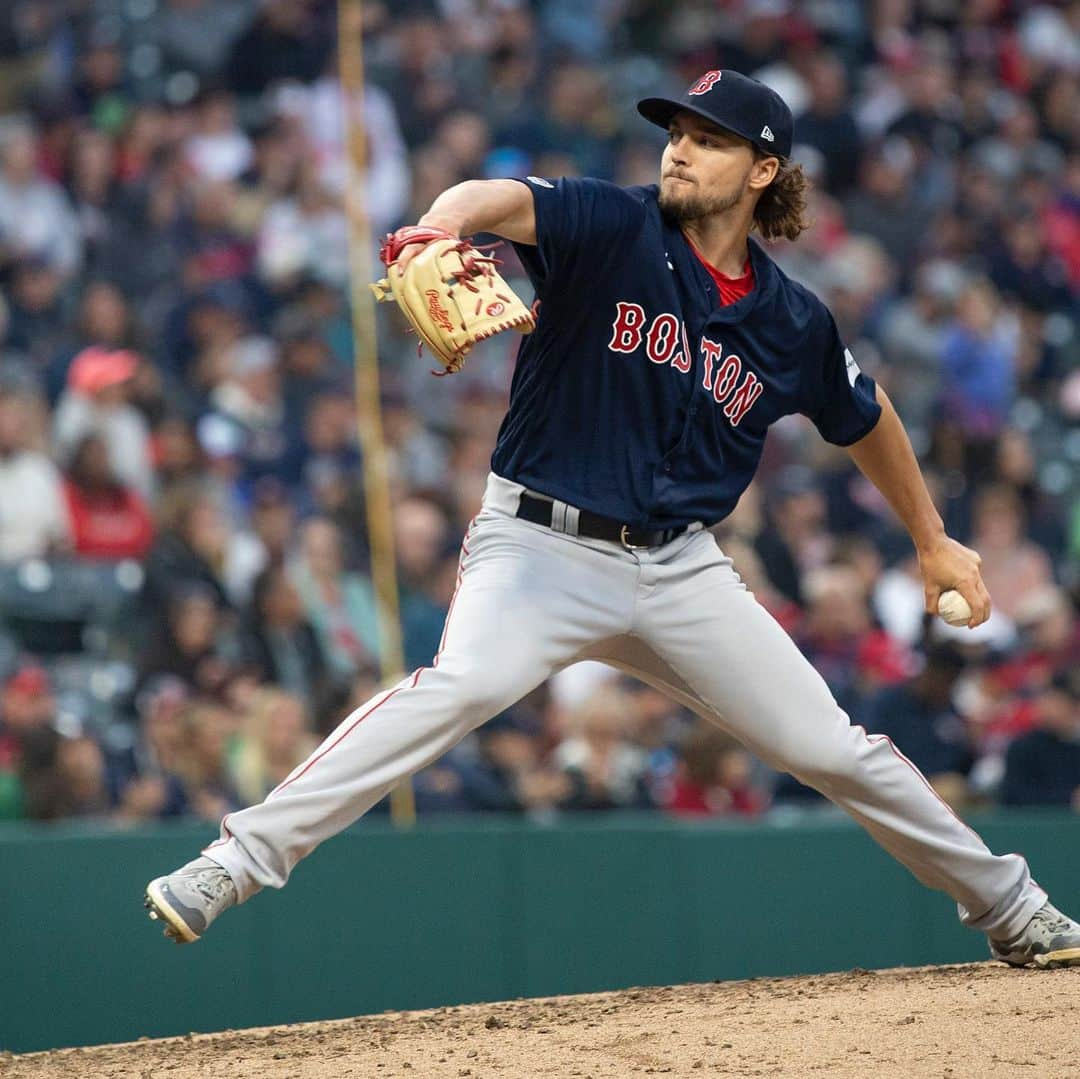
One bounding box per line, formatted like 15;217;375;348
845;386;991;628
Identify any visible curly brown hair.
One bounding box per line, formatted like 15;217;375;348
752;156;812;242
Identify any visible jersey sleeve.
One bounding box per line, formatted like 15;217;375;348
510;176;647;297
800;310;882;446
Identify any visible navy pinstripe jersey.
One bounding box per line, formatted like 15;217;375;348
491;177;882;529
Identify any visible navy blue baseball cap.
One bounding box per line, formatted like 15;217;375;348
638;69;793;159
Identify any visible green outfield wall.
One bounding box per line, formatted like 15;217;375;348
2;811;1078;1054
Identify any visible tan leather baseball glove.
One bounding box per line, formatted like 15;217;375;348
370;225;536;374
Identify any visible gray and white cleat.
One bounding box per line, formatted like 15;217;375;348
144;857;238;944
989;902;1080;969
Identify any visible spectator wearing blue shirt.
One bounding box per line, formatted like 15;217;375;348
857;643;974;809
458;705;571;815
107;675;192;821
1001;674;1080;810
939;278;1016;440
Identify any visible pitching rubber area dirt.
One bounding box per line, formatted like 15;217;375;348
4;962;1078;1078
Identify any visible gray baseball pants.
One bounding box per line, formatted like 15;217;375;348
205;473;1044;939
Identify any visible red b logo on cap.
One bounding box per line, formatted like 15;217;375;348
688;70;722;96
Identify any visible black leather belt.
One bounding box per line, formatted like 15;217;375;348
516;492;687;549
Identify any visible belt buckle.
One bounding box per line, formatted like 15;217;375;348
619;524;651;551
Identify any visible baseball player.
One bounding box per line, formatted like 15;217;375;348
146;71;1080;969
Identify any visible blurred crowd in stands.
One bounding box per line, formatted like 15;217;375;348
0;0;1077;826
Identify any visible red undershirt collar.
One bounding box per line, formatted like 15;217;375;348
682;232;756;306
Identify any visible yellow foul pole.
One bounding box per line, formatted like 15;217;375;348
338;0;415;826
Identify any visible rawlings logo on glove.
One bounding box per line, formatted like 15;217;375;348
425;289;454;332
371;225;536;374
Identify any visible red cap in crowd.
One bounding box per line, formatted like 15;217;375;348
68;347;139;395
3;665;50;697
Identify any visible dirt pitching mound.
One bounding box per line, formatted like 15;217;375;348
5;962;1078;1078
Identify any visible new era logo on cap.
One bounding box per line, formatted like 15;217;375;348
760;125;774;142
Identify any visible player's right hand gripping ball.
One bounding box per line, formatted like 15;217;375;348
937;589;973;627
371;225;535;374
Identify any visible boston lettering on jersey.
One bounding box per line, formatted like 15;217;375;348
494;177;881;530
606;303;763;427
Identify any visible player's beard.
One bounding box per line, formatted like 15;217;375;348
658;174;748;224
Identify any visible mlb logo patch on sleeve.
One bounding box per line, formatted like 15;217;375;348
527;176;554;189
844;348;861;387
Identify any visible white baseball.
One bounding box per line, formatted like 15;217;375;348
937;590;972;627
